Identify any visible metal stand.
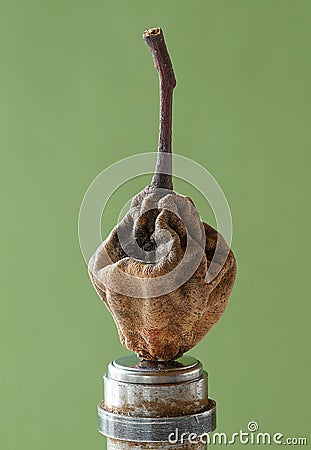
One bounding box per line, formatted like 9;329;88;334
98;355;216;449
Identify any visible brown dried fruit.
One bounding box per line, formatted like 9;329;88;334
88;28;236;361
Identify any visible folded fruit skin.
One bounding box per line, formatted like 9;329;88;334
89;187;236;361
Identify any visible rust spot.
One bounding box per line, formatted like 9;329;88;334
100;396;209;418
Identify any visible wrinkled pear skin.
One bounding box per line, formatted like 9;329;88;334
89;186;236;361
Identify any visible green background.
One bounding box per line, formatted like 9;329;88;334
1;1;310;448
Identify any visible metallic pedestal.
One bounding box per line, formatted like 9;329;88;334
98;355;216;449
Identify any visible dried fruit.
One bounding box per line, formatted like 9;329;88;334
89;28;236;361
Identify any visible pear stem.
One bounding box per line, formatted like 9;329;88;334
143;28;176;190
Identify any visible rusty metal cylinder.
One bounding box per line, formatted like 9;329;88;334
98;355;216;449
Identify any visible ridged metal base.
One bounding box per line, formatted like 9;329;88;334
98;355;216;449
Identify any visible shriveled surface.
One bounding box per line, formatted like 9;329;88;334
89;186;236;361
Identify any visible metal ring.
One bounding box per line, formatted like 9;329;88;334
107;354;203;384
98;400;216;443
